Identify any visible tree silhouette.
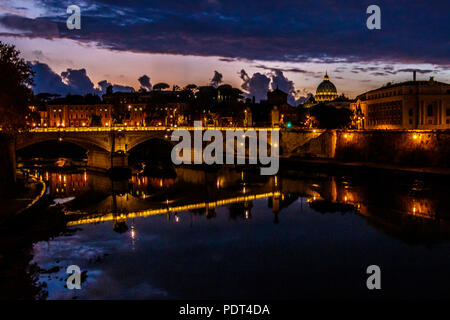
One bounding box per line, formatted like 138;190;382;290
309;103;352;129
184;84;197;91
0;42;34;192
153;83;170;91
0;41;34;135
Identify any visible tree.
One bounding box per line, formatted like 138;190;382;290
184;84;197;91
153;82;170;91
309;103;352;129
0;41;34;192
0;41;34;135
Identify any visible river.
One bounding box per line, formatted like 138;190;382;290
7;162;450;299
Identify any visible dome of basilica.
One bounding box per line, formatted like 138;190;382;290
315;72;338;102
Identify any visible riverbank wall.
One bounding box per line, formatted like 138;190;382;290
333;130;450;168
282;129;450;169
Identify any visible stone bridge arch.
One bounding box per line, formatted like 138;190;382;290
16;132;111;153
124;131;176;152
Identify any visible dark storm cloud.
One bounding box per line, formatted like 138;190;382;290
97;80;134;93
210;70;223;87
61;68;96;94
392;68;433;74
28;61;71;95
219;58;236;62
97;80;110;93
355;66;435;76
0;13;60;37
239;68;300;104
255;64;316;75
333;67;347;73
371;72;387;76
2;0;449;64
97;80;135;93
28;61;99;95
270;69;297;105
239;69;270;102
28;61;134;95
138;75;152;91
351;66;381;73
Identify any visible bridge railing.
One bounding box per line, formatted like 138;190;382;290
27;126;281;133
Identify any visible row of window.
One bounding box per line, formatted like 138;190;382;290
368;102;403;125
409;107;450;117
368;90;403;100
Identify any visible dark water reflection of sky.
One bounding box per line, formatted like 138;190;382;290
29;167;450;299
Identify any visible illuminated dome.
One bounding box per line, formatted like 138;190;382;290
315;72;338;102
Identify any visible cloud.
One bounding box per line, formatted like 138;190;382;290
371;72;387;76
97;80;110;93
296;92;314;105
61;68;96;94
240;68;306;105
29;61;134;95
210;70;223;87
1;0;449;65
219;58;236;63
393;68;433;74
239;69;270;102
29;62;98;95
30;62;98;95
270;69;297;105
97;80;134;94
28;61;70;95
138;75;152;91
255;64;315;75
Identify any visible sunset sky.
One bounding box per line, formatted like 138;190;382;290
1;0;449;102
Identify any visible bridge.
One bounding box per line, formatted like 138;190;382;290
16;126;335;171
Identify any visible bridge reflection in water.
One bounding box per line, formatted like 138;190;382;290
67;192;281;226
27;164;450;243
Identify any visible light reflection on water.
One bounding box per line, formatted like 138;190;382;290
26;166;450;299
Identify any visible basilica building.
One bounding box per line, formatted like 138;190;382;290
315;72;339;102
302;72;340;108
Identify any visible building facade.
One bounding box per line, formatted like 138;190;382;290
38;102;188;128
46;104;113;127
351;76;450;130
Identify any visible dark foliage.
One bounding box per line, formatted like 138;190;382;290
0;41;34;135
309;103;352;129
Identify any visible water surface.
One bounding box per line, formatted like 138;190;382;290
25;166;450;299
